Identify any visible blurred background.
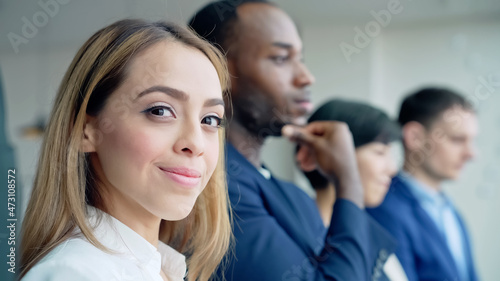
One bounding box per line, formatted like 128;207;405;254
0;0;499;279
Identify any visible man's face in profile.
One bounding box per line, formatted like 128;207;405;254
420;106;478;181
228;3;315;137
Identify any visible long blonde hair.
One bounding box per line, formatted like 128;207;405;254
20;19;232;281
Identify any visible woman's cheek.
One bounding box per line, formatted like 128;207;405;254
105;125;166;181
207;138;220;172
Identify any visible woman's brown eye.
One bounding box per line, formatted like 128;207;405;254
143;106;175;118
202;116;222;127
151;108;166;116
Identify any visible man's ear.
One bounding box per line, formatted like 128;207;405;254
81;115;99;153
402;121;426;151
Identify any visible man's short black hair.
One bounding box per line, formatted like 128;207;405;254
398;87;474;128
302;99;401;190
188;0;271;52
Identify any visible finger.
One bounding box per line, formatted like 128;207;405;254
296;145;316;172
303;120;350;137
282;125;317;146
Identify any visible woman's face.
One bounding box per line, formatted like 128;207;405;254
84;40;224;221
356;142;398;207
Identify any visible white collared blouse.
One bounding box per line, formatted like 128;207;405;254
22;206;187;281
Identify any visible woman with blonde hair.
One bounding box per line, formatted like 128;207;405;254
20;19;231;281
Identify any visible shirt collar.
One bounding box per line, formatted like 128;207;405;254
258;166;272;180
86;206;187;280
398;171;447;207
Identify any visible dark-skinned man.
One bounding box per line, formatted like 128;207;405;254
189;1;396;280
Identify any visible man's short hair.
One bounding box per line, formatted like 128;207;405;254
188;0;271;52
398;87;474;128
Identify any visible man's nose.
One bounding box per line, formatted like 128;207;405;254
294;62;315;88
464;142;476;161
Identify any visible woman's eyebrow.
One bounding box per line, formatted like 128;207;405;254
135;85;188;101
204;98;225;108
136;85;224;108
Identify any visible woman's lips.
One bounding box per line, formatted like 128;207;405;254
159;167;201;188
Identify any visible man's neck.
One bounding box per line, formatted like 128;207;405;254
227;120;265;168
402;164;442;191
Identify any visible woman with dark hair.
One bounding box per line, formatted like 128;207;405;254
298;99;407;281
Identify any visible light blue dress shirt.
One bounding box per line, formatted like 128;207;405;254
399;171;469;281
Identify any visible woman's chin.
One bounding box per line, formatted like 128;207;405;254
365;194;386;208
159;202;196;221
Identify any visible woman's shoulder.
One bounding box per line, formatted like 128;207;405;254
22;236;124;281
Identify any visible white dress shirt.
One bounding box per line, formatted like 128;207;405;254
23;206;186;281
384;254;409;281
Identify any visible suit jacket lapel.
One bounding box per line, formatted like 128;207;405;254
393;176;460;277
226;144;322;257
269;176;325;254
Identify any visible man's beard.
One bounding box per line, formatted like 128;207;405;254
230;81;292;139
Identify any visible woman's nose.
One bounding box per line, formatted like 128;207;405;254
173;120;205;157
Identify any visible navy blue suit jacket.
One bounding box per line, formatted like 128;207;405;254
367;174;478;281
219;144;397;281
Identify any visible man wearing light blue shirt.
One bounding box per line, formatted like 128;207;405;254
368;87;479;281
